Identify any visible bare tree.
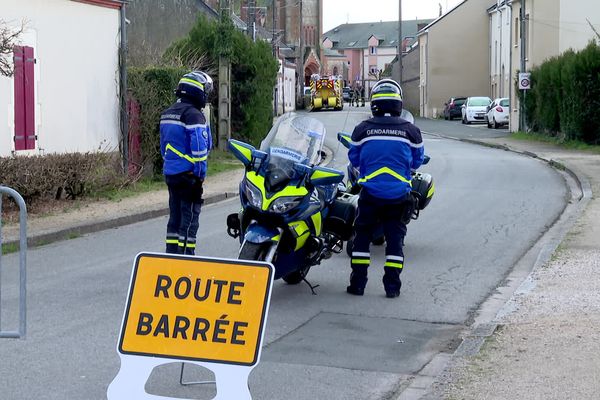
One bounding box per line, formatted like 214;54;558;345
587;19;600;41
0;20;25;77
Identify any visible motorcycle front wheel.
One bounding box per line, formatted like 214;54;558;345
238;242;268;261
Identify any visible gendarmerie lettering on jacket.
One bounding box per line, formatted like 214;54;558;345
365;128;408;137
161;113;181;121
351;117;423;148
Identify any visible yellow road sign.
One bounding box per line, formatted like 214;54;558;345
118;253;273;366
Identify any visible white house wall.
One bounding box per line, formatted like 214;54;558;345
559;0;600;52
0;0;120;157
277;65;296;115
489;5;512;100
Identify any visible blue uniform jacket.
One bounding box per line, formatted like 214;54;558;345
349;116;424;200
159;99;212;179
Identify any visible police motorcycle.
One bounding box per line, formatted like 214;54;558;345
336;110;435;256
226;113;356;289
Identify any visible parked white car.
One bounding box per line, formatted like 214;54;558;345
486;98;510;129
461;97;492;124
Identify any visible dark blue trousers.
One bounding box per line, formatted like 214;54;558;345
165;173;203;255
349;191;411;294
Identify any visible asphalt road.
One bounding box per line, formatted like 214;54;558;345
0;108;567;399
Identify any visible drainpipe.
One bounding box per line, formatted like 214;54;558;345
119;1;129;172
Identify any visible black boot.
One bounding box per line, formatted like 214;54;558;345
347;267;368;296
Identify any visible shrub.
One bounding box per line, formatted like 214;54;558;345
523;41;600;144
0;152;125;207
128;67;187;175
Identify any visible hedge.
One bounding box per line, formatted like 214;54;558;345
523;41;600;144
128;67;187;176
0;152;125;207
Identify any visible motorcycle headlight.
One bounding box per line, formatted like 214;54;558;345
269;196;302;214
243;180;263;209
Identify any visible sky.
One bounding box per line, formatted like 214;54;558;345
323;0;465;32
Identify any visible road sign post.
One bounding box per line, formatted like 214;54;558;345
518;72;531;131
108;252;274;400
518;72;531;90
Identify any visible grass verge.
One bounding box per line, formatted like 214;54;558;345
1;242;19;254
511;132;600;154
95;150;240;202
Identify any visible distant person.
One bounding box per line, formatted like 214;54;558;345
159;71;213;255
346;79;424;298
352;86;359;107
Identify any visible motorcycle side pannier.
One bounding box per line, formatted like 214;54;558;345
324;192;358;241
411;172;434;210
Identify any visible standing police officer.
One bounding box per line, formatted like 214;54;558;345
160;71;213;255
347;79;424;298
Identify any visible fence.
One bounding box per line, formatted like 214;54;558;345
0;186;27;339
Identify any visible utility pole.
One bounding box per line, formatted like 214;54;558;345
519;0;527;131
397;0;403;85
273;0;279;116
218;0;232;150
246;0;256;41
297;0;304;104
119;2;129;172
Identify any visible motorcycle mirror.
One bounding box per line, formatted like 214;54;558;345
423;155;431;165
310;166;345;187
337;132;352;149
228;139;256;167
251;149;268;170
400;110;415;124
293;163;312;176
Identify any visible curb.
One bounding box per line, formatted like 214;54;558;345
5;191;239;250
396;133;593;400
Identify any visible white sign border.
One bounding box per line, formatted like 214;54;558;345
107;252;275;400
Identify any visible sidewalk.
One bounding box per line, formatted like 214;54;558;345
424;136;600;399
2;168;244;246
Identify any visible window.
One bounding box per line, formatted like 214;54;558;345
369;65;378;74
514;17;519;46
370;46;377;55
13;45;36;151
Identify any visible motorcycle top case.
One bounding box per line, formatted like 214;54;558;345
411;172;434;210
324;192;358;241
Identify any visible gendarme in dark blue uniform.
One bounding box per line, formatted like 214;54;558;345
160;71;213;255
347;79;424;298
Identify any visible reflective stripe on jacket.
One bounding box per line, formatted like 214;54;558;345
349;116;424;200
159;99;212;178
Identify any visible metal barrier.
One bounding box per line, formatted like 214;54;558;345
0;186;27;339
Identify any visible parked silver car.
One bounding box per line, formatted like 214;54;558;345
461;97;492;124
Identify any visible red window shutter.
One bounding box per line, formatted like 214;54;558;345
13;46;26;151
23;46;36;150
13;45;36;151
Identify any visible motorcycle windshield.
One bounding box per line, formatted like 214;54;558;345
260;113;325;166
259;113;326;192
